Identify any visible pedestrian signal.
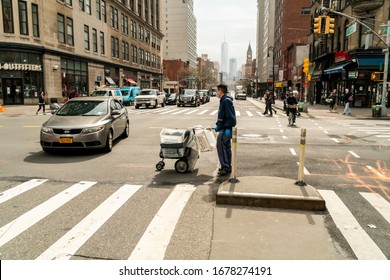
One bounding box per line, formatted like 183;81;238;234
303;58;309;74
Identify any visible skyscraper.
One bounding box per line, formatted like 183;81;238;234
221;40;229;76
162;0;197;68
229;58;237;79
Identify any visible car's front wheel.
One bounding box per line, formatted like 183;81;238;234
103;130;113;153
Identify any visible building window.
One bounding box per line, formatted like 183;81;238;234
102;0;106;23
57;14;65;43
130;0;134;11
79;0;84;11
157;56;160;69
92;28;97;52
111;36;119;58
146;30;150;44
131;20;137;39
343;20;349;51
122;14;128;35
2;0;14;33
100;31;105;54
31;4;39;37
146;51;150;66
18;0;28;35
66;17;74;46
156;0;159;31
301;7;310;15
96;0;101;20
138;0;142;17
110;6;118;29
84;25;90;50
157;38;160;51
152;54;156;68
144;0;149;23
132;45;138;63
86;0;91;15
139;25;144;41
152;34;156;48
122;41;129;61
139;49;145;65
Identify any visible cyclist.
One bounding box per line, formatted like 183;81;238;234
286;91;298;126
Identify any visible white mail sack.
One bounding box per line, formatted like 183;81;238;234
195;128;216;152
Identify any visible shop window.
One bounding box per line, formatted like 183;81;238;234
61;58;88;97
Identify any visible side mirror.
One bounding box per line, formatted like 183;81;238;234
111;109;121;116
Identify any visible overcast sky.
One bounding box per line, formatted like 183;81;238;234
194;0;257;67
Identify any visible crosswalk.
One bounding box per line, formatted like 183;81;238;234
0;179;389;260
343;123;390;141
128;107;285;118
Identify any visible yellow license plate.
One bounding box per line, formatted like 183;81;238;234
60;137;73;144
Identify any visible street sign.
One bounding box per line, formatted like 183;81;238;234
346;22;357;37
304;82;310;88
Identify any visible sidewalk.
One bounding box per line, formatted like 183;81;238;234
249;97;390;120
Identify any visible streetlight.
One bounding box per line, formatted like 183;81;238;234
267;46;275;97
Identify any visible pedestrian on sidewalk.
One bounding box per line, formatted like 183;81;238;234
342;88;352;115
215;83;237;176
263;90;276;116
36;91;46;115
328;89;337;112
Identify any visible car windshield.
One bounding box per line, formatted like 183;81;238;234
120;90;130;96
139;90;156;96
56;101;108;116
181;90;196;96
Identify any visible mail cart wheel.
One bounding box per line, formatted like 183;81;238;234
156;161;165;171
175;159;188;173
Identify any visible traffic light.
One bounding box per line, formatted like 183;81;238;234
325;16;335;34
371;72;384;81
313;17;321;34
303;58;309;74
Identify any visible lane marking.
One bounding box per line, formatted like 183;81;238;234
0;181;96;247
128;184;195;260
0;179;48;205
296;162;310;175
290;148;297;156
348;151;360;158
331;138;340;143
318;190;387;260
366;166;386;179
37;184;142;260
282;135;288;140
323;130;329;134
360;192;390;224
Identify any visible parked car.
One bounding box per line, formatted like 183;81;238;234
235;91;247;100
165;92;177;105
134;89;165;109
91;87;123;104
177;89;201;107
121;86;141;106
40;96;129;153
199;90;209;104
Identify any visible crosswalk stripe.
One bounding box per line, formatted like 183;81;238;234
128;184;196;260
360;192;390;224
256;112;264;117
185;109;199;115
366;165;386;179
318;190;387;260
0;181;96;247
0;179;48;205
172;108;191;114
160;109;180;115
210;110;218;115
36;184;142;260
197;109;209;115
236;111;241;116
246;111;254;117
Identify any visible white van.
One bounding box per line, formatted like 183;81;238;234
91;88;123;104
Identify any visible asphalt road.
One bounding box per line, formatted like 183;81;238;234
0;97;389;260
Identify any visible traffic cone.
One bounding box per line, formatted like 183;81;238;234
0;104;6;112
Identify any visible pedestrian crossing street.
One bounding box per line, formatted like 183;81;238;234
0;178;389;260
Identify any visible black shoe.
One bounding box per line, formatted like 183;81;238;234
218;169;229;176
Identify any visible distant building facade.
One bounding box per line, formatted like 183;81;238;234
0;0;164;105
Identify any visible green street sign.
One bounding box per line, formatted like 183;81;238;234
346;22;357;37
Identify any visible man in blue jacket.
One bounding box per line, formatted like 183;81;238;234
215;84;237;176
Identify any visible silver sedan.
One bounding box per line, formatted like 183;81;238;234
40;96;129;153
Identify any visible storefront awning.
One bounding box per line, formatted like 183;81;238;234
124;78;137;85
105;77;116;86
324;61;355;75
356;57;389;70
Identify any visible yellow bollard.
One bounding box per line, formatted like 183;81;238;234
228;127;239;183
295;128;307;186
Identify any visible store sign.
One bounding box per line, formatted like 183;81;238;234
348;71;358;79
0;63;42;71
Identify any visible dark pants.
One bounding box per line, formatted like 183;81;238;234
264;102;274;115
36;103;45;114
217;129;232;171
